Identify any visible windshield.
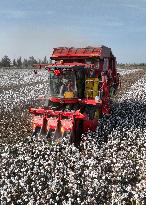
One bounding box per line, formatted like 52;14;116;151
49;69;77;98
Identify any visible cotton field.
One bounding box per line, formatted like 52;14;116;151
117;68;142;76
0;68;146;205
0;68;48;87
0;69;49;111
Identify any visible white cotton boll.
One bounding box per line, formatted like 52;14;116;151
77;198;81;203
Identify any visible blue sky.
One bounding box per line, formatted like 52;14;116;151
0;0;146;63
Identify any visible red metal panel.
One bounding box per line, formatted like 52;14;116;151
68;48;76;55
51;46;111;58
76;48;86;55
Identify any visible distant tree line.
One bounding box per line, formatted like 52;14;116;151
117;63;146;67
0;55;48;68
0;55;146;68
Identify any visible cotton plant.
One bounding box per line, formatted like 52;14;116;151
0;71;146;204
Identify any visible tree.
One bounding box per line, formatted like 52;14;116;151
0;55;11;67
22;58;28;67
13;59;17;67
42;56;48;64
28;56;38;66
38;59;42;64
17;57;22;67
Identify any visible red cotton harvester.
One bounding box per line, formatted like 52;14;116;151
29;45;120;145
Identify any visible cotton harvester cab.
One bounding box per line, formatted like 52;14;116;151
29;46;120;144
